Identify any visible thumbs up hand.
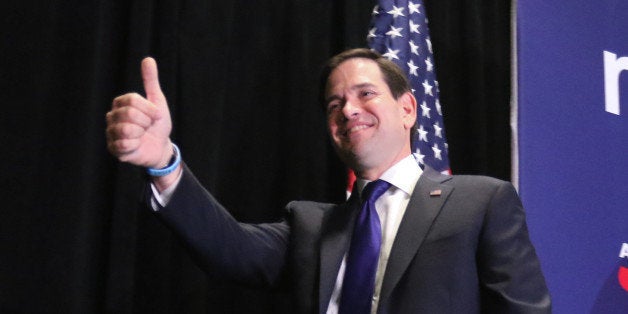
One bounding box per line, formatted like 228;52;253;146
106;57;174;169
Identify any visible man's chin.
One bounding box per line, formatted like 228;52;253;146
338;148;375;171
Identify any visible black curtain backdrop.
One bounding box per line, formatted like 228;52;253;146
1;1;510;313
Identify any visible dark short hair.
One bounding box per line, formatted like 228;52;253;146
319;48;412;106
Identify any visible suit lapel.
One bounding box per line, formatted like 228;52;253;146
318;193;360;313
378;167;453;309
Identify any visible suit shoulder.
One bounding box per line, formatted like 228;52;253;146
423;167;511;190
449;174;510;187
284;201;338;241
443;174;517;200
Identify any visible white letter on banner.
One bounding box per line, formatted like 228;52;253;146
604;50;628;115
620;243;628;259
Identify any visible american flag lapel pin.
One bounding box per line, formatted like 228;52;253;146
430;189;442;197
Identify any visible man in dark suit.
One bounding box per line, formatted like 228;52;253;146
106;48;551;313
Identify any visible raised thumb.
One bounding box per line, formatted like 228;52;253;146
141;57;166;106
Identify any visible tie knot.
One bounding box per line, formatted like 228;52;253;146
362;179;391;203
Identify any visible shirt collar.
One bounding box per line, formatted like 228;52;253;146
356;154;423;197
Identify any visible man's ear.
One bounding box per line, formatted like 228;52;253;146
399;91;417;129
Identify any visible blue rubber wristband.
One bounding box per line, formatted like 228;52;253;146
146;143;181;177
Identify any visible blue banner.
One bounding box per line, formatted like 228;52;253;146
517;1;628;313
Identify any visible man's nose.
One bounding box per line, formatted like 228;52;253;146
341;99;361;119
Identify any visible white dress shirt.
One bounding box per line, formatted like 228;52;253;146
326;154;422;314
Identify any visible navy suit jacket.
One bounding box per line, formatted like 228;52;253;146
153;164;551;313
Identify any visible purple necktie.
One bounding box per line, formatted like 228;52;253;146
339;179;392;314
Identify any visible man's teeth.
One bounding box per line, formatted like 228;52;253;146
348;125;369;134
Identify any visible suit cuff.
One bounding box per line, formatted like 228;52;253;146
149;169;183;210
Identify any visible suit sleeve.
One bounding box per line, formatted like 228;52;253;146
150;164;290;288
477;181;552;313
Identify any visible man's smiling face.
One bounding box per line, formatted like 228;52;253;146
325;58;416;180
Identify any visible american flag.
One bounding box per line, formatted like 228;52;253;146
367;0;450;174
